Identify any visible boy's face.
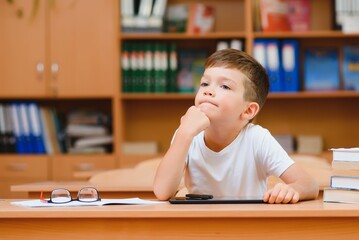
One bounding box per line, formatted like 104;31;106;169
195;67;250;124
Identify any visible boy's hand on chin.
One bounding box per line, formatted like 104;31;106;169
263;183;300;204
180;106;210;136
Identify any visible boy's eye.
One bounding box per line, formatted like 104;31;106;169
221;85;231;90
200;82;208;87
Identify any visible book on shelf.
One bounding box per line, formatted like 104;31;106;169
323;187;359;204
287;0;310;32
186;3;215;34
164;3;188;33
303;47;340;91
259;0;310;32
342;45;359;91
74;135;113;148
121;0;167;33
122;141;158;155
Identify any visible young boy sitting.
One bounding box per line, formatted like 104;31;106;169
153;49;319;203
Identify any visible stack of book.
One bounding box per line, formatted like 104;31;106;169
323;148;359;204
65;110;113;154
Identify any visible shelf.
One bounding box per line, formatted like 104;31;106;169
121;91;359;100
268;91;359;99
121;93;195;100
120;32;247;40
253;31;359;39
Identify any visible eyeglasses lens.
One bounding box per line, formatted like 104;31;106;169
51;189;71;203
78;187;99;202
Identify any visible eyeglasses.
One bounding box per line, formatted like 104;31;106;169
40;187;101;204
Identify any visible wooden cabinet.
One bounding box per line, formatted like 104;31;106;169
0;0;47;97
0;156;49;198
51;155;116;181
0;0;117;97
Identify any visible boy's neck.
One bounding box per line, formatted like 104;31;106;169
204;121;248;152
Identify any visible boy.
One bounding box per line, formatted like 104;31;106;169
153;49;319;203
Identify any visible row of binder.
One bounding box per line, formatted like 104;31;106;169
0;103;63;154
253;39;300;93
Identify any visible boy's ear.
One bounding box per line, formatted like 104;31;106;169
241;102;260;121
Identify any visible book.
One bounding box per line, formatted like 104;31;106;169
323;188;359;204
303;47;340;91
260;0;291;32
331;148;359;162
74;135;113;148
330;175;359;190
122;141;158;155
164;3;188;33
187;3;215;34
332;161;359;171
342;45;359;91
287;0;310;32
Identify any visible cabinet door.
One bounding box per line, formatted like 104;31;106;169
0;0;47;97
50;0;117;97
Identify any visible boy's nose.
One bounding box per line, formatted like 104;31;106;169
204;90;214;96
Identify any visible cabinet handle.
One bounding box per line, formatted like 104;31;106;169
75;163;95;171
51;63;59;79
7;163;27;172
36;62;44;80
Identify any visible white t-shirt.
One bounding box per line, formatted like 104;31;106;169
184;123;294;198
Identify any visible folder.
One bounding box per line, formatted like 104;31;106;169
281;39;300;92
27;103;46;154
253;39;267;70
10;104;26;154
265;39;283;92
18;103;33;153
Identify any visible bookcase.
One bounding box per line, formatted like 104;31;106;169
119;0;359;167
0;0;358;198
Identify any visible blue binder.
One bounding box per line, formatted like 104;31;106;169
281;40;300;92
265;39;283;92
10;104;26;154
27;103;46;154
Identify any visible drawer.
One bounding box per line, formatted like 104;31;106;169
0;155;49;179
51;155;116;181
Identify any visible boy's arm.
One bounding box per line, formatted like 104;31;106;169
153;106;210;200
264;163;319;204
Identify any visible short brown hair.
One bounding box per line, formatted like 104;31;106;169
204;49;269;110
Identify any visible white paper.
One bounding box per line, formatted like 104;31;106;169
11;198;166;208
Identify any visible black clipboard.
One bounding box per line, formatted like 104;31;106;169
169;196;265;204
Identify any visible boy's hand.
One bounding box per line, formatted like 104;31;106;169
179;106;210;137
263;183;300;204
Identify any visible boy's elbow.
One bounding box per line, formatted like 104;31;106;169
153;182;172;201
153;188;171;201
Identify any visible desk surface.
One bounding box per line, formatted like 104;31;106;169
1;199;359;240
1;198;359;218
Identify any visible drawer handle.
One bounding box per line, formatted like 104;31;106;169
7;163;27;172
75;163;95;171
